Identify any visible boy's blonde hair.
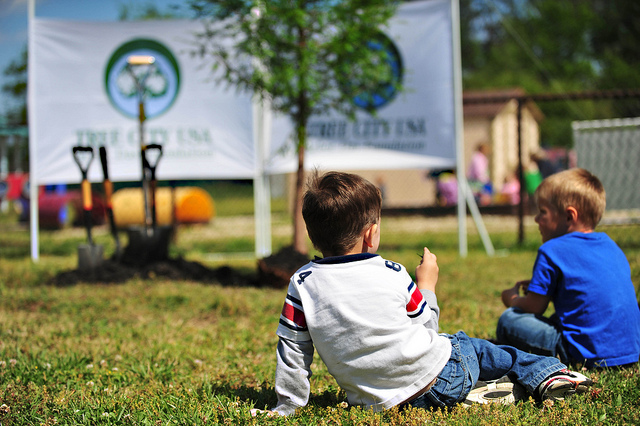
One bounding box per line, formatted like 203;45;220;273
303;171;382;256
534;168;606;229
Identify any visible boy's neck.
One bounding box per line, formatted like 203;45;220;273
567;222;594;235
322;241;368;258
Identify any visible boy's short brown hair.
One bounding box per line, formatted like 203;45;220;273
303;171;382;256
534;168;606;229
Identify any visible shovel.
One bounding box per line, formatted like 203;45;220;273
99;146;122;260
142;143;163;231
72;146;103;270
122;143;170;266
72;146;95;244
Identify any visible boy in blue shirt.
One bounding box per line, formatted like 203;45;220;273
498;168;640;368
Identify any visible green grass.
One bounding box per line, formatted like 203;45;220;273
0;209;639;425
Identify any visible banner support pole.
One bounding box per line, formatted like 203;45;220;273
28;0;40;262
253;93;272;259
450;0;494;257
451;0;468;257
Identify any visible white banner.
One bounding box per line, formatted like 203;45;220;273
30;19;255;185
266;0;456;174
30;0;455;185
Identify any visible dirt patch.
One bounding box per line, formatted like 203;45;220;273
48;256;257;287
48;246;310;289
257;245;311;288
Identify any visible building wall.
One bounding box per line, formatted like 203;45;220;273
487;100;540;193
284;169;438;210
352;169;437;208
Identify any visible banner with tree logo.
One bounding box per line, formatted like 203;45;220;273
29;18;255;184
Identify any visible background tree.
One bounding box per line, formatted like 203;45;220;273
1;48;28;127
189;0;400;254
589;0;640;117
117;1;188;20
459;0;640;147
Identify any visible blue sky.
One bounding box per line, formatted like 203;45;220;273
0;0;187;115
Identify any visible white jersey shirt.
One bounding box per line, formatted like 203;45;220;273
274;253;452;415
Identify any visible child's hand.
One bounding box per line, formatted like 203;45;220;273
501;280;550;314
415;247;438;293
501;285;519;307
501;280;531;307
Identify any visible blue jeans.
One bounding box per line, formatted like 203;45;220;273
496;307;570;364
405;331;565;410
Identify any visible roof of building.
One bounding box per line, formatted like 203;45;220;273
463;88;544;121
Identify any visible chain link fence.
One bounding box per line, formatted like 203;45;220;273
573;117;640;213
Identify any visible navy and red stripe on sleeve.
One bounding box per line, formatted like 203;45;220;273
406;282;427;319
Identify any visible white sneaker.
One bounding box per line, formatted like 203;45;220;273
537;369;593;401
463;376;528;406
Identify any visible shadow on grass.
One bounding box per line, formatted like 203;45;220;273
203;382;346;412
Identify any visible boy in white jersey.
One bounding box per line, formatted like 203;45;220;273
254;171;592;417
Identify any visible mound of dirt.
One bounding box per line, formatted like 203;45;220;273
48;256;257;287
257;245;310;288
48;246;310;288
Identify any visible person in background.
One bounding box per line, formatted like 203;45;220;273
531;149;560;179
500;171;521;206
435;170;458;206
467;143;492;205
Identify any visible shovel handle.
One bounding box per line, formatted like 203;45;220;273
72;146;94;177
99;146;110;181
99;147;114;208
73;145;95;246
81;180;93;212
143;143;163;179
98;146;121;256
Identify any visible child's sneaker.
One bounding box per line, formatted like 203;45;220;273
537;369;593;401
463;376;528;406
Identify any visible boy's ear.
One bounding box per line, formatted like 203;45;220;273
566;206;579;223
363;223;378;248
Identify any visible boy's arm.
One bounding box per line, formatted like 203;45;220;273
413;247;441;330
272;337;314;416
501;280;550;314
419;289;441;331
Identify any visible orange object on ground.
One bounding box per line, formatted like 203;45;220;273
111;187;215;227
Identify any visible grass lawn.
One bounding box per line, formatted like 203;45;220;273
0;209;639;425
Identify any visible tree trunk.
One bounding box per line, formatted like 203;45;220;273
292;23;309;255
292;128;308;254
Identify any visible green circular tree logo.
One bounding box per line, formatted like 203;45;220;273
104;39;181;119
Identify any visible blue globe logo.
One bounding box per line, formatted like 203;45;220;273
351;32;404;111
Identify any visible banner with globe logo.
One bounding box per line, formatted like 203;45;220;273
266;0;456;173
